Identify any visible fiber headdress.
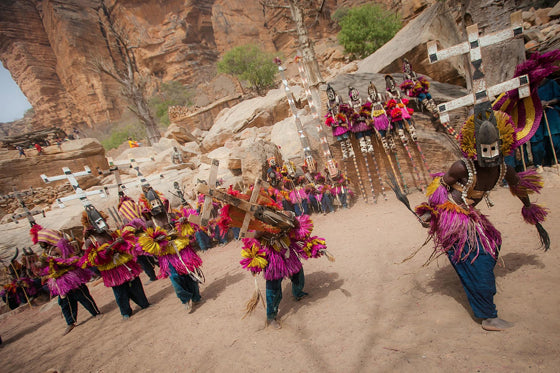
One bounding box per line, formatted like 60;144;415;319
458;51;560;159
493;50;560;146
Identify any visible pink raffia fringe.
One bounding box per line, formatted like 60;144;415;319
158;246;202;278
56;238;75;259
48;268;95;297
290;215;313;240
415;202;501;263
521;203;549;225
100;262;141;288
263;245;302;281
429;183;448;205
509;169;543;197
372;114;390;131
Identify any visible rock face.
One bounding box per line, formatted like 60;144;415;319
0;0;324;133
201;86;301;152
0;0;436;136
357;0;538;89
0;138;108;194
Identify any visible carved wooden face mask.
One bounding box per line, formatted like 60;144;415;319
348;86;359;101
144;187;165;216
385;75;396;92
326;84;336;102
475;110;502;167
367;82;378;102
403;58;413;76
85;205;109;234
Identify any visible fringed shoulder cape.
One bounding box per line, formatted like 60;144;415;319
415;167;547;263
80;230;141;288
137;208;203;279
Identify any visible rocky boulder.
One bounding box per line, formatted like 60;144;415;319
163;123;200;144
0;138;107;194
201;86;304;152
356;2;466;86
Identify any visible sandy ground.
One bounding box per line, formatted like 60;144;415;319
1;169;560;373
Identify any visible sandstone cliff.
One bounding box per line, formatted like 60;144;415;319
0;0;431;135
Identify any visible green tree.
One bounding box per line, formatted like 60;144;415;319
149;81;194;127
335;4;401;59
100;122;146;150
217;44;277;95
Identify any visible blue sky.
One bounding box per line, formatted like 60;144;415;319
0;64;32;122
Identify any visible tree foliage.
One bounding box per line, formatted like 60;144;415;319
100;123;146;150
217;44;278;95
335;3;401;59
149;81;193;127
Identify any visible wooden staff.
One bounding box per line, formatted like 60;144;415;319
543;110;559;172
520;144;527;172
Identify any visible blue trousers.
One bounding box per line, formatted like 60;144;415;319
308;194;321;214
338;192;348;208
169;264;201;304
265;268;307;320
418;92;432;101
355;129;373;139
231;227;241;240
59;284;101;325
293;200;309;216
195;230;211;251
321;193;335;213
137;255;158;281
214;225;228;244
447;245;498;319
111;277;150;317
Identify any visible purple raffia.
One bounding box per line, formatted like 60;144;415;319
263;245;302;281
419;202;501;263
509;168;543;197
290;215;313;240
48;268;95;297
158;245;202;278
99;261;142;288
307;236;327;258
126;218;147;232
493;50;560;146
351;118;370;133
429;183;448;206
56;238;75;259
372;114;390;131
521;203;549;225
240;238;266;274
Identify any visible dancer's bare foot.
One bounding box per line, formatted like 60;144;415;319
267;319;282;330
63;323;76;336
481;317;514;331
184;299;193;313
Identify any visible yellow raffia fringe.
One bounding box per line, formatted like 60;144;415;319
163;237;190;255
460;110;516;158
48;260;72;279
426;177;441;197
372;109;385;117
138;227;166;256
84;243;110;268
179;223;195;237
301;242;313;258
241;244;268;269
97;252;133;271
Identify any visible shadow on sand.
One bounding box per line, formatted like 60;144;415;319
426;252;545;319
280;270;346;318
